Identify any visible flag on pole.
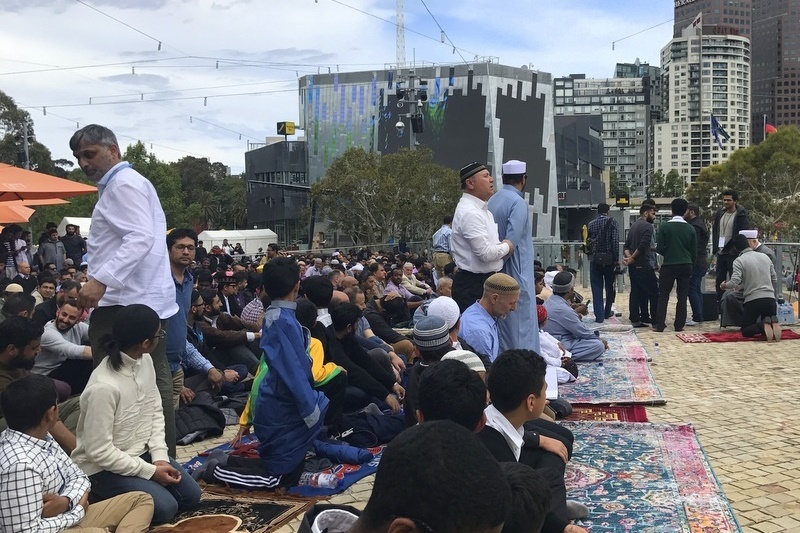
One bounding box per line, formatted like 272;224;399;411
765;123;778;135
710;114;730;149
691;12;703;29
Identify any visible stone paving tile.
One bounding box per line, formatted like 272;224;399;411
174;284;800;532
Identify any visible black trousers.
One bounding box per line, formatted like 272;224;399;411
628;265;659;322
315;371;346;428
656;263;692;331
452;270;493;313
715;253;734;301
49;358;94;395
742;297;778;337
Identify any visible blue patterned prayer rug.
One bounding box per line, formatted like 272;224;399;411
564;421;741;533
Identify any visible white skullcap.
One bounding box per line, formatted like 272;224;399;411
442;349;486;373
351;263;364;271
544;270;558;289
427;296;461;330
502;160;526;175
739;229;758;239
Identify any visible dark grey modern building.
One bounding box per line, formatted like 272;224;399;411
554;115;607;241
245;140;309;247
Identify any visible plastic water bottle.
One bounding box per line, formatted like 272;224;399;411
298;472;341;489
654;342;660;357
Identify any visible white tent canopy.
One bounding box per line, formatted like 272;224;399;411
197;229;278;254
58;217;92;240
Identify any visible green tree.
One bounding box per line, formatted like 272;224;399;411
608;171;629;197
648;169;686;197
687;126;800;240
123;141;187;228
311;147;459;245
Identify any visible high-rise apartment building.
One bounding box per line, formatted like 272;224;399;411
553;70;659;197
653;23;750;186
673;0;751;38
751;1;800;143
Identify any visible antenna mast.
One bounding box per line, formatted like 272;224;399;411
396;0;406;68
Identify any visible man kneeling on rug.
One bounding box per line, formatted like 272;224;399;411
200;258;329;489
0;375;155;532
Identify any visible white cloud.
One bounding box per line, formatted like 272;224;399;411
1;0;676;173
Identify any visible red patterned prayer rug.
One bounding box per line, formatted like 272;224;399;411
677;329;800;343
566;404;649;422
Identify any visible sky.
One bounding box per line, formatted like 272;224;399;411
0;0;675;175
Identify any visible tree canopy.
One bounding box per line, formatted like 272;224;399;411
687;126;800;240
648;169;685;198
311;147;460;245
0;89;242;235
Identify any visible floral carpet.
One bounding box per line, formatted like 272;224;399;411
559;358;665;405
602;330;652;361
564;421;741;533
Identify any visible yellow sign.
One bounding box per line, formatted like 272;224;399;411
277;121;295;135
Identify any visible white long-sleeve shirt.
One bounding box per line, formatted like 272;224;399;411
72;352;169;479
88;162;178;319
451;193;509;273
33;321;90;375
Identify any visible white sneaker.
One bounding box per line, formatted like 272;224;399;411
685;320;698;326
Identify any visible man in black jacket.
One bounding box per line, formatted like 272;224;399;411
685;204;710;324
712;190;749;301
623;204;658;327
32;280;81;328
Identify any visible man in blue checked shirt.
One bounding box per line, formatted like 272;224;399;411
0;375;154;532
587;203;620;323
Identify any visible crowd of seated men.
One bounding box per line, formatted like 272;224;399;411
0;237;600;532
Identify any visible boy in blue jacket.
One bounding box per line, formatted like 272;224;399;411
205;257;329;489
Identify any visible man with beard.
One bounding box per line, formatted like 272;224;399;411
623;204;659;327
32;299;92;395
32;280;81;328
0;316;79;452
198;289;261;373
459;273;520;364
60;224;87;266
543;272;607;362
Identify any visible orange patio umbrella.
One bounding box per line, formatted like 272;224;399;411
0;203;35;224
0;163;96;201
15;198;70;207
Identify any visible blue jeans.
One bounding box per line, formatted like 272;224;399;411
687;262;706;322
590;262;616;322
89;454;201;525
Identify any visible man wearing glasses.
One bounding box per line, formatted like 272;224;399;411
166;229;199;409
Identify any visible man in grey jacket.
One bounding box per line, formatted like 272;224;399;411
32;299;93;394
721;234;779;341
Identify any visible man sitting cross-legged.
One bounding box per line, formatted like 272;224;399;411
33;298;93;396
543;272;606;362
416;356;587;533
0;374;154;532
299;420;511;533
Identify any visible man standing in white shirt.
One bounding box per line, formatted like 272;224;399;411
71;124;179;456
450;162;514;312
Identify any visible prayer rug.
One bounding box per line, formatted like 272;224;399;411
149;492;309;533
558;358;665;405
564;421;741;533
183;436;383;498
677;329;800;343
602;330;652;361
566;404;649;423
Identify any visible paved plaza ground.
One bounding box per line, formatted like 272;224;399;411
176;282;800;533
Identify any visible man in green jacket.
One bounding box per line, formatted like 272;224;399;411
654;198;696;332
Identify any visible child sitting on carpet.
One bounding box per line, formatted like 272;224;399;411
0;375;155;532
299;420;511;533
204;258;328;490
71;304;201;525
416;357;587;533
